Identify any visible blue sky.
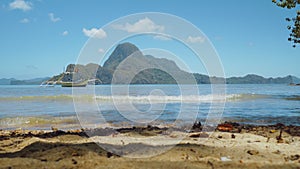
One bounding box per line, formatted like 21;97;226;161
0;0;299;79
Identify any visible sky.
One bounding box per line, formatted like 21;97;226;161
0;0;299;79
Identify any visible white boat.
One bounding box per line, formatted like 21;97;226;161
40;81;56;87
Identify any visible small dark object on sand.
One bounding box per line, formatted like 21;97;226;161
290;154;300;161
285;154;300;161
107;152;113;158
72;159;77;164
189;132;209;138
247;150;259;155
231;134;236;139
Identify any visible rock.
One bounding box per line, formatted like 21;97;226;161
247;150;259;155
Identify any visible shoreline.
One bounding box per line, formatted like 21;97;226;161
1;122;300;137
1;122;300;168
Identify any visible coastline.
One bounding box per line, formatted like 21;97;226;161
1;123;300;169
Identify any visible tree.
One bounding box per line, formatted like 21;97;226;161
272;0;300;47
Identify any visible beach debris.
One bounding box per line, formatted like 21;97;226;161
40;158;47;162
86;128;117;136
231;134;236;139
192;121;202;130
273;150;281;154
72;159;77;164
285;154;300;161
269;129;277;133
220;156;232;162
106;152;113;158
277;138;284;143
207;160;214;169
72;152;79;156
190;149;196;153
247;150;259;155
290;154;300;161
189;132;209;138
217;123;233;132
276;124;284;143
218;135;223;139
55;157;63;162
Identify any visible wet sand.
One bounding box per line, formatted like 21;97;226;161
0;123;300;169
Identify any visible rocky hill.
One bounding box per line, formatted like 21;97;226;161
48;42;299;84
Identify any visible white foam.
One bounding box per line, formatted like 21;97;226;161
93;94;236;103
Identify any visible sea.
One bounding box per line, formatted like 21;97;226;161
0;84;299;130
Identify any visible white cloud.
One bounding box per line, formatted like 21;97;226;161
113;17;164;33
62;31;68;36
186;36;205;43
49;13;61;22
98;48;104;53
82;28;107;39
20;18;29;23
9;0;32;11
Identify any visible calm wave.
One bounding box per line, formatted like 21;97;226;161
0;84;299;129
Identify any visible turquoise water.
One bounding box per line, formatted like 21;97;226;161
0;84;299;129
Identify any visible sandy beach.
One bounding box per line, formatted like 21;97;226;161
0;123;300;169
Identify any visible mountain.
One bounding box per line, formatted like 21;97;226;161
0;77;50;85
103;42;141;72
10;77;50;85
0;78;16;85
48;42;299;84
226;74;297;84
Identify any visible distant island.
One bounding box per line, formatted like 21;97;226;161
1;42;299;85
0;77;50;85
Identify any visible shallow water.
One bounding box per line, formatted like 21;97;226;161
0;84;299;129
